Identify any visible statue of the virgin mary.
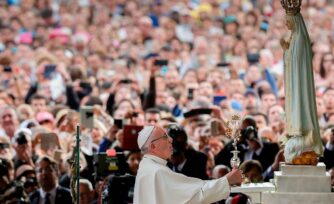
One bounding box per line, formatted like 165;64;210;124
280;0;323;164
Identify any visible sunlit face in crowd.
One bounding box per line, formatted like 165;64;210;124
17;105;34;121
88;54;102;71
0;91;10;105
165;96;176;110
113;109;126;119
316;97;326;117
261;93;277;112
183;70;198;84
165;70;180;89
207;70;224;88
0;108;18;128
117;100;134;113
228;79;246;95
155;76;166;92
0;108;19;135
194;37;208;54
197;82;214;99
259;127;276;143
208;138;224;156
231;92;245;106
268;104;284;124
156;92;169;106
92;128;103;145
323;89;334;111
31;98;48;114
114;87;132;104
60;111;80;133
145;113;160;125
138;17;152;35
244;94;258;111
245;66;262;84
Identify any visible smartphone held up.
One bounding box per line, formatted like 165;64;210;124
43;64;57;79
80;106;94;129
154;59;169;76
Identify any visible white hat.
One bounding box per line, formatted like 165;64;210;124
137;126;155;149
14;128;32;140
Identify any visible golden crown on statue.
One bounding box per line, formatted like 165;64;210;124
281;0;302;15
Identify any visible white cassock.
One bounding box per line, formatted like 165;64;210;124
133;154;230;204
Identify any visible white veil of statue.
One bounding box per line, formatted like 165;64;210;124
283;12;324;163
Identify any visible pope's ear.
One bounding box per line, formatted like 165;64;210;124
150;142;156;149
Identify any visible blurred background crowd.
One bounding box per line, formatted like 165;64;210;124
0;0;334;203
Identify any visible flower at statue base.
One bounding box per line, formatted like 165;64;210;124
291;151;318;166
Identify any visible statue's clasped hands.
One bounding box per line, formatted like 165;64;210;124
280;38;290;50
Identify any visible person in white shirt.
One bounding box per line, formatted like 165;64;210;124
134;125;243;204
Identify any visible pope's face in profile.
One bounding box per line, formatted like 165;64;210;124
151;127;173;160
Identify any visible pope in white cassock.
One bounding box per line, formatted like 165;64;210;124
133;125;243;204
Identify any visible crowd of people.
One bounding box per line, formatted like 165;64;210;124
0;0;334;203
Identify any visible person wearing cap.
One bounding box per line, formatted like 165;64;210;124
36;111;55;131
244;89;260;113
223;15;239;35
134;125;243;204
